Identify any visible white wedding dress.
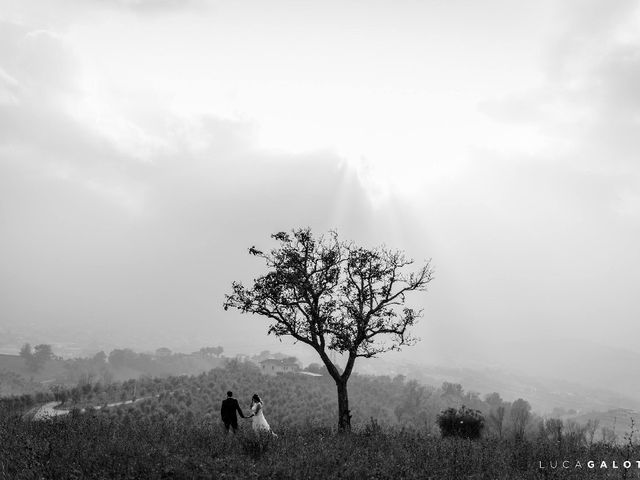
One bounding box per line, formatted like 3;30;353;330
251;401;272;433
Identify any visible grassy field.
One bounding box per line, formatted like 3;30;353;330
2;411;639;479
2;362;639;478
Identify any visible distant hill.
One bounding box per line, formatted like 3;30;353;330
464;338;640;404
570;408;639;442
5;340;640;425
355;357;640;415
4;361;518;435
0;350;226;396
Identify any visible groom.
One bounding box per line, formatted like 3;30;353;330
220;391;246;433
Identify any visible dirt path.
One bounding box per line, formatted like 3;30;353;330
33;402;68;420
31;396;156;421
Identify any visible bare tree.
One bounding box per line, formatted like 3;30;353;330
586;418;600;447
545;418;563;446
601;426;617;444
489;405;506;439
509;398;531;441
224;228;433;430
565;419;588;448
395;380;435;428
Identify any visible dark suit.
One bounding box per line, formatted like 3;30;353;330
221;397;245;432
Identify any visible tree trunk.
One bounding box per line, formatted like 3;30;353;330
336;380;351;431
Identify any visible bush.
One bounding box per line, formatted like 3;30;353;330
437;406;484;439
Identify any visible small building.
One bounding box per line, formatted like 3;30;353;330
259;358;300;376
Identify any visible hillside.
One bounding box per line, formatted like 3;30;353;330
5;343;640;436
463;339;640;405
0;349;226;397
2;360;529;434
3;361;640;479
354;355;640;415
569;408;639;442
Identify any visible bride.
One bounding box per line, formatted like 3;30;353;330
248;394;275;435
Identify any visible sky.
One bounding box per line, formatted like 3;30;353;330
2;0;640;379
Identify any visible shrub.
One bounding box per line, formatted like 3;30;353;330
437;405;484;439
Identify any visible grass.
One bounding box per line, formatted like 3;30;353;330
2;412;640;479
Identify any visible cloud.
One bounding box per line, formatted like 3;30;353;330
0;20;147;215
0;15;399;353
479;0;640;220
398;2;640;368
4;0;640;385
